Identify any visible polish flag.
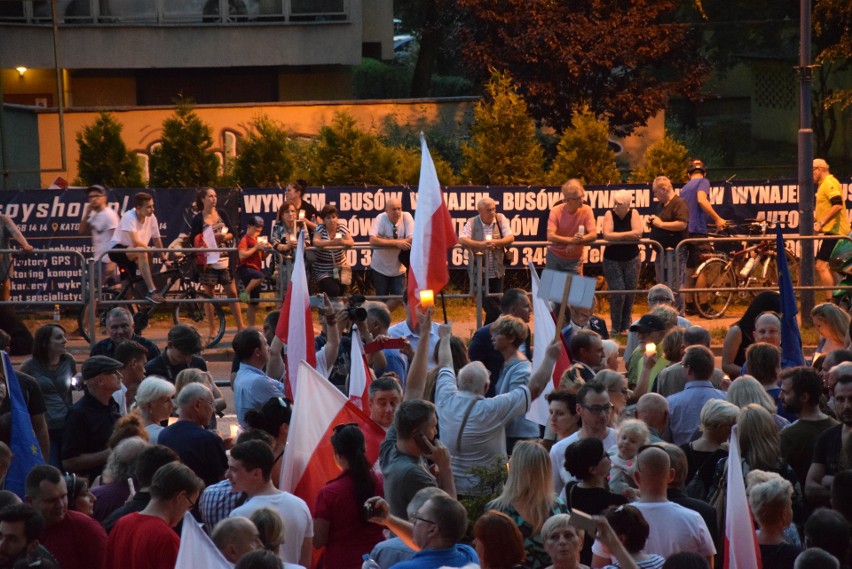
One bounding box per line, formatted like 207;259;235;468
724;425;762;569
407;133;457;321
281;361;386;513
174;512;231;569
348;327;373;411
276;230;316;399
525;262;570;426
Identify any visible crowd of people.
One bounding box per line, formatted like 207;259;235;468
0;158;848;569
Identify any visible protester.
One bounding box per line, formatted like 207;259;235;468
648;176;689;312
459;196;515;324
175;367;226;426
810;303;851;370
237;215;272;327
79;184;119;285
284;179;318;232
623;285;691;360
369;197;414;313
595;370;628;425
112;340;148;414
806;371;852;506
721;291;780;379
599;505;666;569
608;419;649;499
602;189;643;335
656;326;726;396
64;473;96;517
232;328;286;429
19;324;75;468
212;517;264;563
244;396;292;485
190;187;245;338
746;472;803;569
0;504;60;569
0;330;49;458
270;200;305;292
666;346;726;446
143;323;208;383
546;179;597;274
547;391;581;443
679;399;738;497
90;436;148;522
107;192;167;304
312;204;354;297
539;514;586;569
133;376;176;443
472;510;527;569
90;307;160;361
726;375;789;429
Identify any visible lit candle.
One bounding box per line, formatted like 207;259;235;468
230;424;240;439
298;210;305;220
220;226;228;234
335;232;342;239
644;342;656;358
420;289;434;308
258;236;268;245
168;417;178;426
484;233;493;242
290;234;297;243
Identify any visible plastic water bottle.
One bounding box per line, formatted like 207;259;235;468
740;256;756;278
362;554;382;569
578;225;585;236
53;304;60;321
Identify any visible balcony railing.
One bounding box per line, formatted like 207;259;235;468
1;0;348;24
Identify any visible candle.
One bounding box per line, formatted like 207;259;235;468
335;232;342;239
220;226;228;234
484;233;493;242
290;234;297;243
644;342;656;358
168;417;178;426
258;236;268;245
230;424;240;439
298;210;305;220
420;289;434;308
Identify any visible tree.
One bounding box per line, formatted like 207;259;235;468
149;101;219;188
305;112;402;185
813;0;851;158
461;71;544;185
451;0;708;134
548;108;621;185
232;115;296;187
75;112;144;187
630;134;690;183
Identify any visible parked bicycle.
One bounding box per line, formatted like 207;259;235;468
691;219;800;318
78;253;226;347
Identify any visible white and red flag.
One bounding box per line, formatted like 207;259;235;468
525;262;571;425
406;133;457;321
276;230;315;399
724;425;762;569
348;327;373;411
281;361;385;512
174;512;231;569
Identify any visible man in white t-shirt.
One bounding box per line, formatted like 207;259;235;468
227;440;313;567
550;382;617;494
459;197;514;324
79;184;120;285
369;198;414;313
591;446;715;565
108;192;167;303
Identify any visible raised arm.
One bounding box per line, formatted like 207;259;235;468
528;338;561;400
403;307;433;401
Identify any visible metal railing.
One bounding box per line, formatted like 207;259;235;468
0;248;88;307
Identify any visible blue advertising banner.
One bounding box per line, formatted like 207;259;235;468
0;179;848;303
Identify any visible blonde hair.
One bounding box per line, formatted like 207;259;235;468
746;470;792;526
812;303;851;345
489;315;529;347
594;370;624;393
699;398;739;433
249;508;285;551
737;404;781;470
662;327;686;362
601;340;619;366
174;368;210;395
541;513;577;541
727;375;777;414
651;305;679;330
617;419;650;445
490;441;555;532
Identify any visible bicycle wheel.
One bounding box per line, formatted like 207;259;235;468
172;289;226;348
694;259;736;318
77;289;126;344
761;250;800;290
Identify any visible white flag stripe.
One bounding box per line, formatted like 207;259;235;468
526;262;556;425
174;512;232;569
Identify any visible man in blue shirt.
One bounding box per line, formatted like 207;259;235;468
232;328;285;429
667;345;726;445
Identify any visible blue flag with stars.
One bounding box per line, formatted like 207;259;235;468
776;225;805;367
2;351;44;497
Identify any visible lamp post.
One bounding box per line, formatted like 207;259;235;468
797;0;815;326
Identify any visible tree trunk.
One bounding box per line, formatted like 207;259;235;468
410;0;439;97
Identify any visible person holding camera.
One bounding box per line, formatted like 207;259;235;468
313;423;385;569
459;197;514;325
313;205;354;298
369;198;414;313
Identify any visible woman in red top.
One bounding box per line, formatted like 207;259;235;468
313;424;384;569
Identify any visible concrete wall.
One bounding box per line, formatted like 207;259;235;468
0;105;42;190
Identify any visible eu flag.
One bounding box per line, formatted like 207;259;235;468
776;225;805;367
2;351;44;497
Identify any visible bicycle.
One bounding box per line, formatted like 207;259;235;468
78;254;226;348
691;220;800;319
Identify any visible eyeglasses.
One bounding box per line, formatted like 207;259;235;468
392;225;398;239
580;403;613;414
411;515;437;526
184;491;197;510
333;422;358;433
565;196;583;202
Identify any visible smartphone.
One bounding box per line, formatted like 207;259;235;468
413;430;432;454
309;295;324;308
568;508;597;535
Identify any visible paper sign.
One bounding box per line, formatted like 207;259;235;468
537;269;596;309
202;226;220;265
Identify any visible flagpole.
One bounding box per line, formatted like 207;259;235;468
440;291;448;323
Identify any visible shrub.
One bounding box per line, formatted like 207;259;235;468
548;107;622;185
630;134;690;183
75;112;144;188
232;115;296;187
149;101;219;188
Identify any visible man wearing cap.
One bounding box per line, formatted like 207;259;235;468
814;158;849;299
666;346;726;445
79;185;120;285
680;160;727;313
625;313;669;392
237;216;272;328
624;285;690;361
143;323;208;384
61;356;123;481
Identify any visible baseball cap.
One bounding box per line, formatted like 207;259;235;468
81;355;123;381
629;314;666;334
86;185;107;196
167;324;202;354
248;215;265;227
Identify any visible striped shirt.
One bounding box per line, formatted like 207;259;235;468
199;479;245;533
312;221;350;280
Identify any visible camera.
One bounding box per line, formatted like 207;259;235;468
346;294;368;322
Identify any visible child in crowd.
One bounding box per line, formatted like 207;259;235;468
236;215;271;327
608;419;650;500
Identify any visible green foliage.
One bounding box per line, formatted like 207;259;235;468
75;112;144;188
461;71;544;184
232;115;296;187
630;134;690;183
394;144;458;185
149;101;219;188
353;59;412;99
430;74;475;97
305;112;404;185
380;114;468;175
548;108;621;185
457;456;508;533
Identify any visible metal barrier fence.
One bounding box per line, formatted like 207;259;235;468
0;248;88;307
